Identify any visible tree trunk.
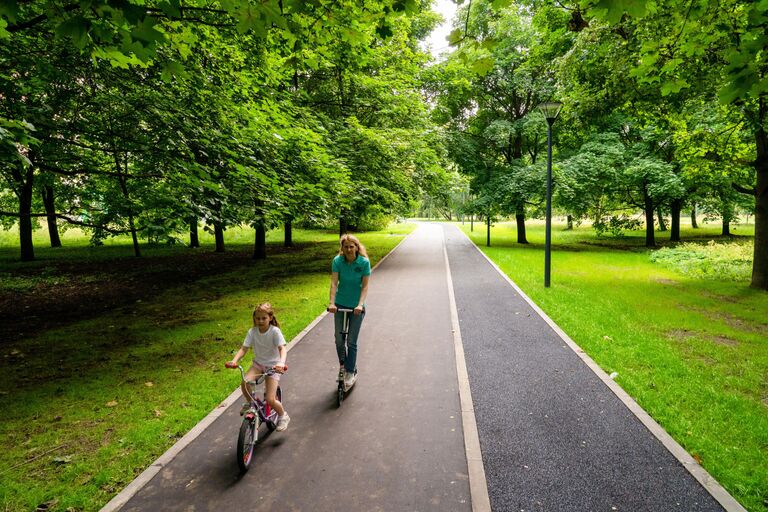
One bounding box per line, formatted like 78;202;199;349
752;146;768;289
284;220;294;247
515;209;528;244
670;199;682;242
749;101;768;289
657;207;667;231
253;223;266;259
189;217;199;248
115;156;140;257
566;214;574;230
486;215;491;247
722;219;731;236
339;215;347;237
644;188;656;248
15;165;35;261
214;224;225;253
691;203;699;228
128;215;141;256
41;185;61;248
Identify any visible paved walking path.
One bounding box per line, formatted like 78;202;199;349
104;223;740;512
442;224;732;511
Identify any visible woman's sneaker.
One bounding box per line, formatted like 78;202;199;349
276;413;291;432
344;370;357;389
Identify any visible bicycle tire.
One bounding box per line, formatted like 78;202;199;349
237;417;257;472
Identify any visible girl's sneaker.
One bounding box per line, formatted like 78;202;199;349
239;403;252;416
276;413;290;432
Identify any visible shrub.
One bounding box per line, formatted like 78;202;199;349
649;240;753;281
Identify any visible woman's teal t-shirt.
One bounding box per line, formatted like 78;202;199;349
332;254;371;308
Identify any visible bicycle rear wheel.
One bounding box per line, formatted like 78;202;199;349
237;416;258;472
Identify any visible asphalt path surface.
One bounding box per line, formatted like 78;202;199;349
112;223;471;512
443;223;724;512
107;223;730;512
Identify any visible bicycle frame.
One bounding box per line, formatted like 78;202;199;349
227;363;282;471
233;364;279;424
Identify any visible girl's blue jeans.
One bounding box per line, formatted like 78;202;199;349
334;306;365;373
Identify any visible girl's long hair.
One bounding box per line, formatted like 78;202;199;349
252;302;280;327
338;234;368;258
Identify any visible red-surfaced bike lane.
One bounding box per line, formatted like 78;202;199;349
104;223;473;512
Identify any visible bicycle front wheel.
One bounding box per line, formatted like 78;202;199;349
237;417;258;472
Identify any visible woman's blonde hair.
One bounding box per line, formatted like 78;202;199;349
252;302;280;327
338;234;368;258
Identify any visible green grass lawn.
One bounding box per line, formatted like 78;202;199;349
459;218;767;512
0;223;414;512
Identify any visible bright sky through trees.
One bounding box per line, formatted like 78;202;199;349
421;0;457;59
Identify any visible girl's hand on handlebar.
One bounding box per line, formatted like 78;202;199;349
225;361;238;369
273;364;288;374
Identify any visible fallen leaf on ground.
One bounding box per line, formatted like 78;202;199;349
106;400;118;407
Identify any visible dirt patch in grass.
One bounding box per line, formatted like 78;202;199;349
667;329;739;347
681;305;768;337
708;334;739;347
666;329;697;341
0;247;303;344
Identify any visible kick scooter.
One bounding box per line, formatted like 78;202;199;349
330;307;357;406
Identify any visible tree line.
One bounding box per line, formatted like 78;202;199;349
2;0;766;291
425;0;766;290
1;0;458;260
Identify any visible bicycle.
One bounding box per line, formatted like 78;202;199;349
224;362;286;472
329;307;358;406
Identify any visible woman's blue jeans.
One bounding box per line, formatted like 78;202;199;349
334;306;365;373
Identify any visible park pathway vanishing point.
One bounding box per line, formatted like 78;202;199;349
103;222;741;512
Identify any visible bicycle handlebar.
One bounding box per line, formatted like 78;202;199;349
224;362;288;375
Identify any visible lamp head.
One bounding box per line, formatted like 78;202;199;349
538;101;563;123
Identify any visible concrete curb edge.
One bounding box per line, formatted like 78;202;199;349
443;237;492;512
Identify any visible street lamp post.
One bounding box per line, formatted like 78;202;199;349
538;101;562;288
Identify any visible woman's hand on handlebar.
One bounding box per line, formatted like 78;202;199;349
327;304;337;313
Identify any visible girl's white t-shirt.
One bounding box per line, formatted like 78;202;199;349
242;325;286;366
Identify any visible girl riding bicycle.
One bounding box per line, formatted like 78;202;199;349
227;302;290;432
328;234;371;389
